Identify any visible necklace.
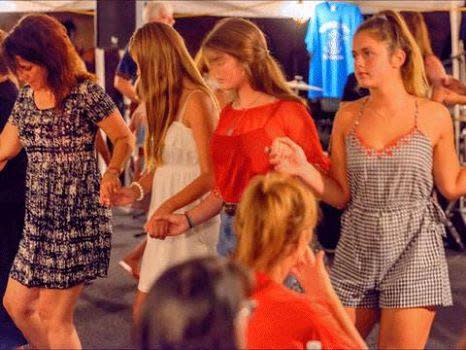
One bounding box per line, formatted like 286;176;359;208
226;93;262;136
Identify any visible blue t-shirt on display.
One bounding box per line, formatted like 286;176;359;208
305;1;363;99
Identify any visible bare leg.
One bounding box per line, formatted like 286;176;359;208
121;239;147;279
3;278;48;348
38;283;84;349
133;289;149;327
378;307;436;349
345;307;380;339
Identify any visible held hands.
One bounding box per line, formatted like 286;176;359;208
145;205;190;239
110;186;140;207
100;170;122;207
269;137;309;176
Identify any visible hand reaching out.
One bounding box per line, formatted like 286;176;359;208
269;137;310;176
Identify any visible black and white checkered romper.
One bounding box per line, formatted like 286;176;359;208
330;97;452;308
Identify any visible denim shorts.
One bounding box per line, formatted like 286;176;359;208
217;211;237;257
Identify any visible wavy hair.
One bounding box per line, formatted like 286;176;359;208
400;11;434;60
199;18;304;105
356;10;429;97
1;14;93;108
129;22;217;169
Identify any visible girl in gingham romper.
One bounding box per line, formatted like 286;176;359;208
331;96;452;309
270;10;466;349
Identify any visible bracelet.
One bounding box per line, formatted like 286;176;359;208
130;181;145;201
184;212;194;229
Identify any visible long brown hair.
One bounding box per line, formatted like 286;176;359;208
199;18;304;105
356;10;428;97
129;22;216;169
1;14;93;108
235;173;318;271
400;11;434;58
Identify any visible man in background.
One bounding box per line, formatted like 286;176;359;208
114;1;175;103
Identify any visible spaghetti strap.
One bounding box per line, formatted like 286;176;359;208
177;89;204;124
414;98;419;129
352;96;369;132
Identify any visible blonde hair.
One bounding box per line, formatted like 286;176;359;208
199;18;305;105
356;10;429;97
235;173;318;271
129;22;216;169
400;11;434;58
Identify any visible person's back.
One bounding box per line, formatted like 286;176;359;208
234;173;366;350
248;272;357;350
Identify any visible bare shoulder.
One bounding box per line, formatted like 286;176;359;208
334;98;365;134
418;98;451;127
185;89;214;107
417;98;452;143
182;89;218;126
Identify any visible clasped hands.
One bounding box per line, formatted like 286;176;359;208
100;137;312;239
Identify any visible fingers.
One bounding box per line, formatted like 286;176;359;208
315;250;325;266
100;176;122;207
144;214;189;239
145;218;168;239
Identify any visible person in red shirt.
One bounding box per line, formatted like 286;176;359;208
234;172;366;349
149;18;328;258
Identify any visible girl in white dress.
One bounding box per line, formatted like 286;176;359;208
112;22;219;323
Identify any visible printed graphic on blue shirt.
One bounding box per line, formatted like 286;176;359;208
305;2;363;99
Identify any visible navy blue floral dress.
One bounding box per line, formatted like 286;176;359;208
8;80;116;289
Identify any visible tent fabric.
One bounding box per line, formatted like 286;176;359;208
0;1;94;13
171;1;465;18
0;1;464;16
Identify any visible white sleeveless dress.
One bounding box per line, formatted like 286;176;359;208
138;93;220;293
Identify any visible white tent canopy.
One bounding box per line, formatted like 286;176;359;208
0;1;94;13
0;1;463;17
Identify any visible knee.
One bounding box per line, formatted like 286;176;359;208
38;306;72;332
3;293;35;322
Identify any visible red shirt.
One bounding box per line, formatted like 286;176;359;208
247;273;360;350
211;100;329;203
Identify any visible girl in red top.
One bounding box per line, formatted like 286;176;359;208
151;18;328;257
235;173;366;349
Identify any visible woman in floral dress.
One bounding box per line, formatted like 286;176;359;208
0;15;134;348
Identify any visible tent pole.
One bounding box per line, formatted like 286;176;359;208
450;4;461;151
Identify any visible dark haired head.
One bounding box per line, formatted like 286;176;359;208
138;256;253;350
1;14;93;108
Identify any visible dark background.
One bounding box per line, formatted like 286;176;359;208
174;12;466;82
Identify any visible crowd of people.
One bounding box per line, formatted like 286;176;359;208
0;2;465;349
